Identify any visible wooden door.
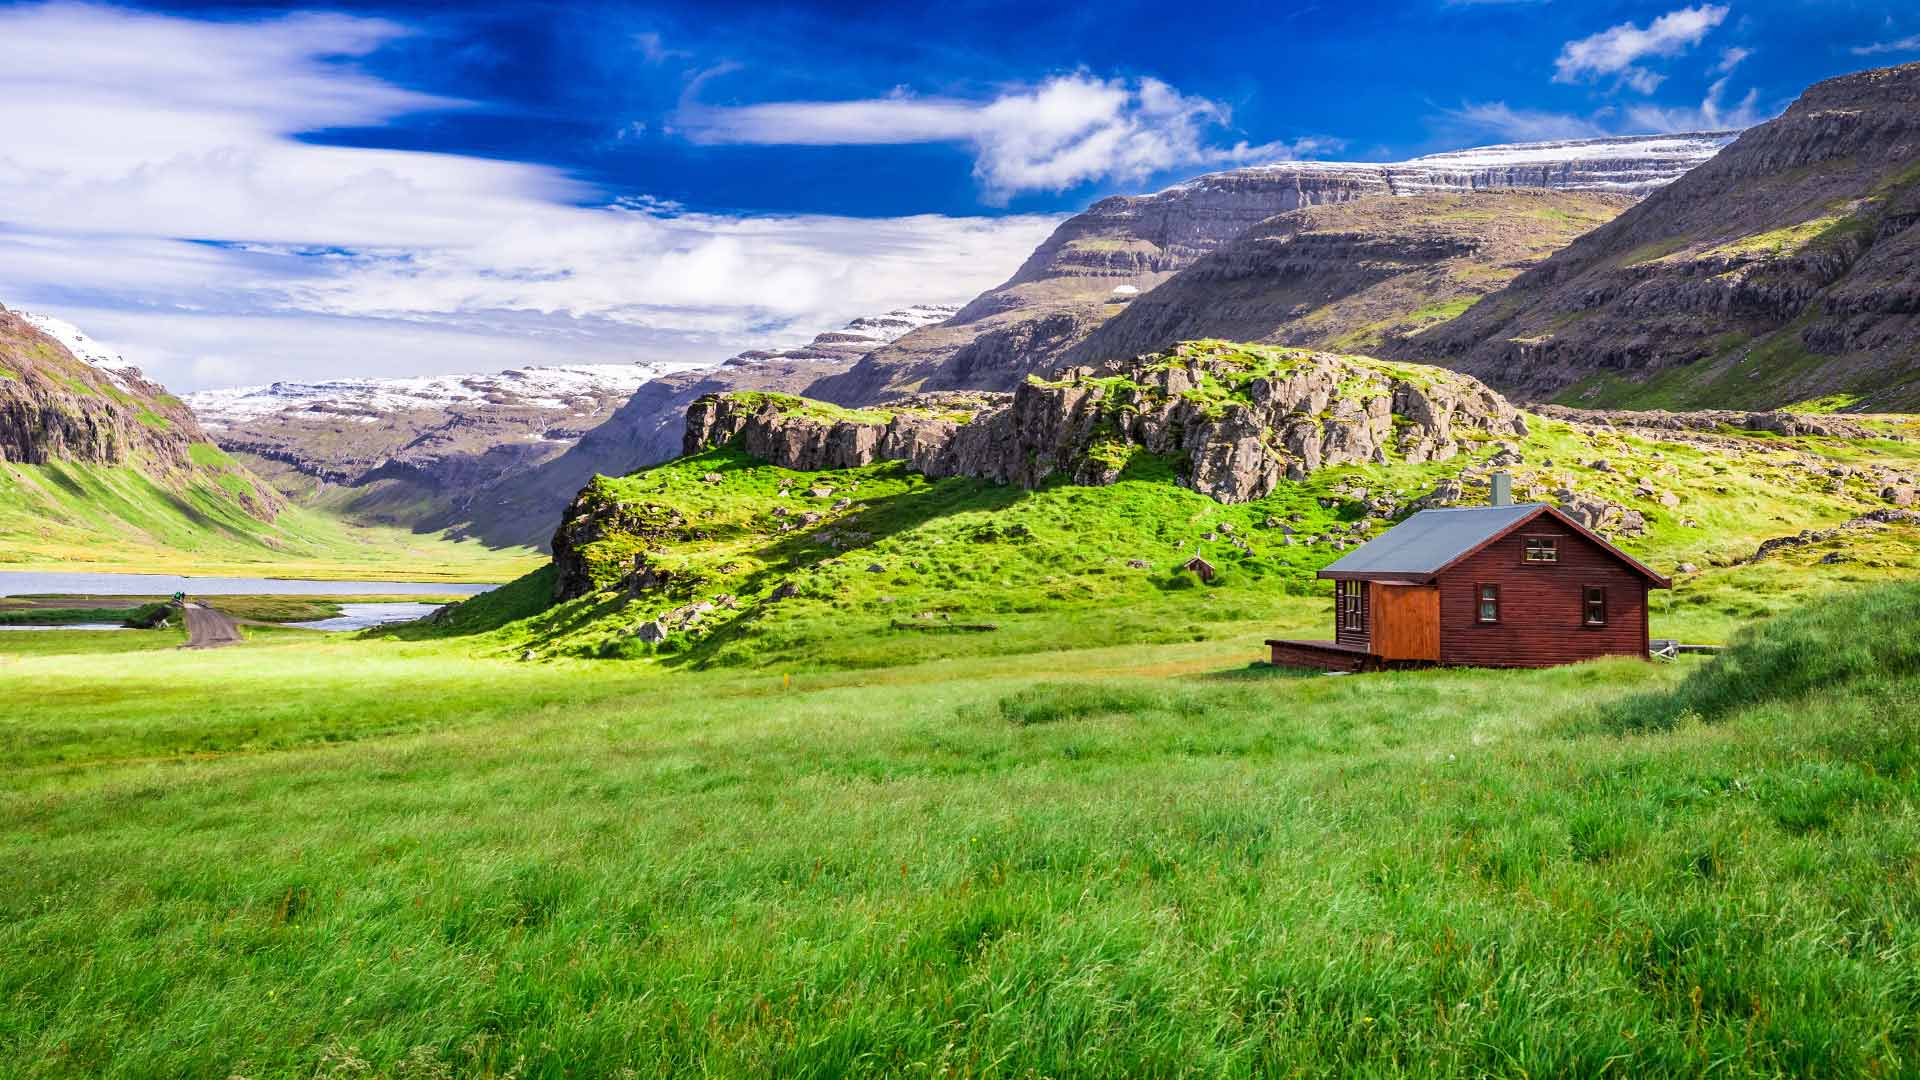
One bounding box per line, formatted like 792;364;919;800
1371;584;1440;661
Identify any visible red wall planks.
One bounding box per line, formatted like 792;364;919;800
1435;517;1648;667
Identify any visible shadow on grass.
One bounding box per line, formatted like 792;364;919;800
1197;661;1321;682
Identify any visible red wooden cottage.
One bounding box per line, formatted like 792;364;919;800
1268;494;1671;672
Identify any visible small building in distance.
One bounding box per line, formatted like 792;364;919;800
1267;484;1671;672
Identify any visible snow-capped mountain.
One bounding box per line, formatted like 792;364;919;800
1161;132;1742;198
18;311;145;391
718;305;957;367
182;305;965;546
184;306;957;428
186;363;680;430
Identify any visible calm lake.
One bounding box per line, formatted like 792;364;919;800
290;603;449;632
0;571;494;597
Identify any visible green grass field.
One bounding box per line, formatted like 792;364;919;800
3;583;1919;1077
6;370;1920;1076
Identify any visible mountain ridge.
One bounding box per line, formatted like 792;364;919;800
802;133;1736;405
1413;61;1920;411
1061;190;1634;366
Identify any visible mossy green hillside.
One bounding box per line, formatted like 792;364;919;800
442;395;1920;668
0;458;540;582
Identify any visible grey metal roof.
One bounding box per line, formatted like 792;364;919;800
1320;503;1549;577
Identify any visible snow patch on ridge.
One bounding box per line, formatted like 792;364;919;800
19;311;144;391
184;305;960;429
1156;131;1741;197
185;364;680;429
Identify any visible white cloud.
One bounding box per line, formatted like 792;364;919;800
1553;5;1729;94
1622;76;1766;132
1437;102;1614;143
1713;46;1752;74
676;73;1334;203
1440;76;1766;143
633;31;687;65
1852;33;1920;56
0;3;1061;390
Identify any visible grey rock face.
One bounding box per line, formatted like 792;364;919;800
1534;405;1874;439
1555;490;1649;537
687;347;1528;505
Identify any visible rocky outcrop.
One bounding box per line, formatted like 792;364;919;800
1532;405;1876;438
682;392;998;472
1739;508;1920;564
0;304;282;520
690;343;1527;504
1420;61;1920;411
804;134;1729;405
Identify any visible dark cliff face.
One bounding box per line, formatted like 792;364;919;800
1417;62;1920;411
1;307;189;470
804;135;1730;406
1064;190;1633;367
0;306;282;520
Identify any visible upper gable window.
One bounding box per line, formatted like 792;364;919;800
1522;536;1559;564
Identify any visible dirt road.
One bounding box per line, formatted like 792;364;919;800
182;602;243;649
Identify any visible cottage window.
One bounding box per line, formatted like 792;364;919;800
1523;537;1559;564
1477;584;1500;624
1340;583;1363;630
1583;586;1607;627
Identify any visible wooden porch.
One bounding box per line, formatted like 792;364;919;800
1264;638;1439;673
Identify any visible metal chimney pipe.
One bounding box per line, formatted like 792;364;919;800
1491;471;1513;507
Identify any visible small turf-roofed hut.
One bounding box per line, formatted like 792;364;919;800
1267;501;1671;671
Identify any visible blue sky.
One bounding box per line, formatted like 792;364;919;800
2;0;1916;390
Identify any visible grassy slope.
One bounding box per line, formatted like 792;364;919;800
2;587;1918;1076
452;393;1920;665
0;459;541;582
1543;161;1920;413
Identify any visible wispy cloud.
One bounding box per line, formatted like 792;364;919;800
1712;46;1752;74
1437;102;1613;142
633;31;688;65
1440;76;1765;144
1851;33;1920;56
0;2;1060;389
676;73;1337;203
1553;5;1729;94
1622;76;1764;131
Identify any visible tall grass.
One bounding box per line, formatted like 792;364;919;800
2;588;1918;1076
1604;581;1920;730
